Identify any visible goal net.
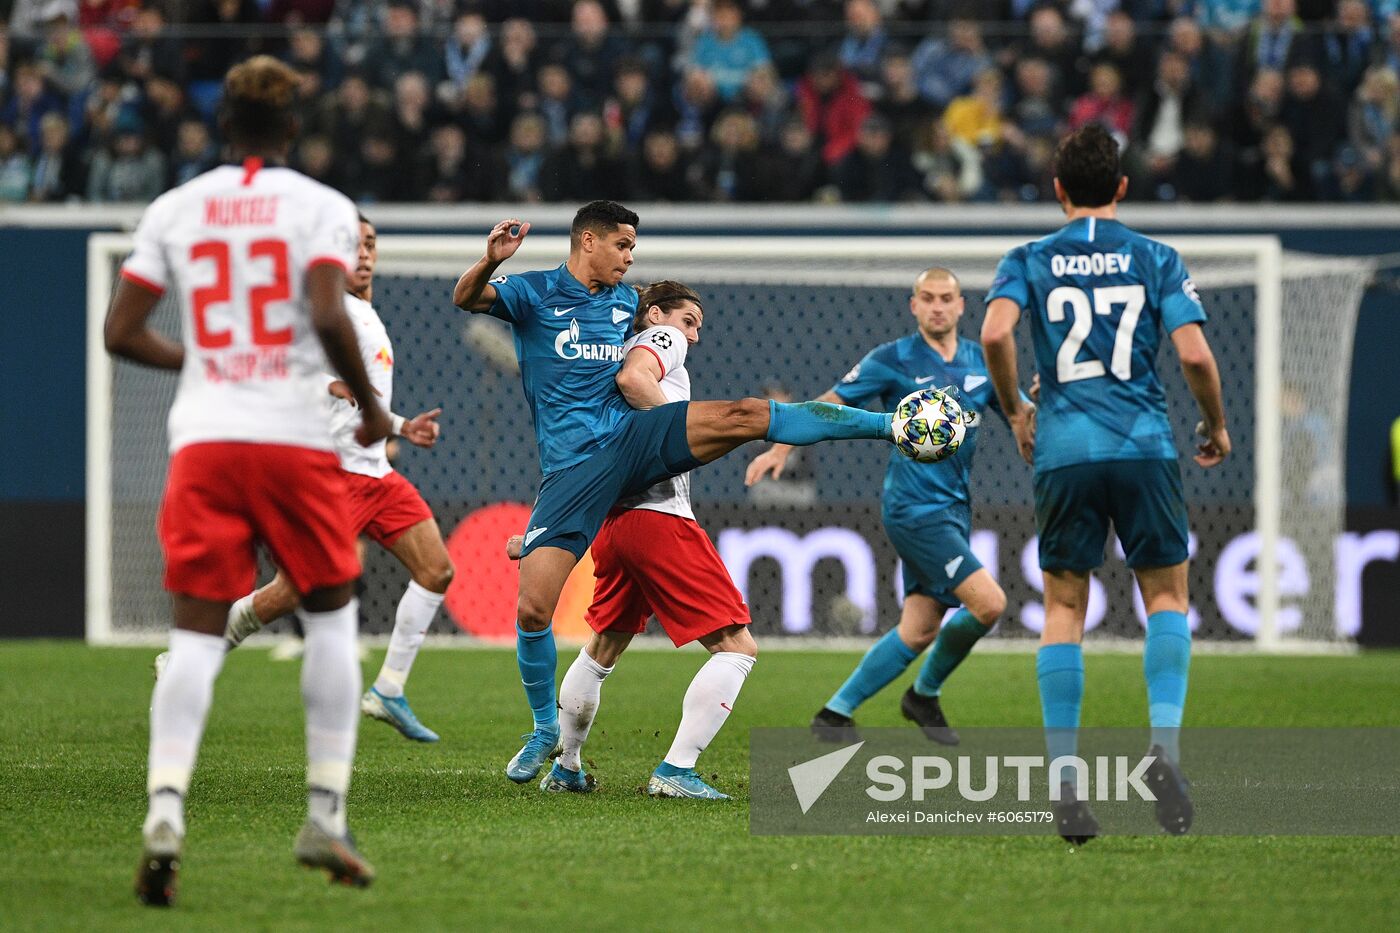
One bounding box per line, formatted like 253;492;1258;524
87;233;1370;649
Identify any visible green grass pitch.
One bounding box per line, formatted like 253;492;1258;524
3;642;1400;931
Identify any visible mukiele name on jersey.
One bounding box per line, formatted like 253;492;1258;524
1050;253;1132;277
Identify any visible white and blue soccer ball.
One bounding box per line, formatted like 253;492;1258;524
892;387;967;463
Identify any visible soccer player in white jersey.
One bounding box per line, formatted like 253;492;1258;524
104;57;387;904
208;214;456;742
512;282;757;799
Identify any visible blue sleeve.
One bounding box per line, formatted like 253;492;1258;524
485;272;533;325
1157;247;1208;334
746;30;772;65
986;247;1030;309
830;350;897;409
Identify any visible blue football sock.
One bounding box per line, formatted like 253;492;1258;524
516;623;559;731
913;609;990;697
1037;643;1084;768
1144;610;1191;763
826;627;918;718
765;400;893;446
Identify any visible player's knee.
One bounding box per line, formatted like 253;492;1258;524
726;398;769;438
416;558;454;595
971;587;1007;627
707;624;757;657
516;592;553;631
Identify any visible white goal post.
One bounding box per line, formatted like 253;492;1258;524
89;232;1368;649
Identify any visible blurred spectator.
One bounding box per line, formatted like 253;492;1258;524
1173;121;1235;202
739;63;789;144
367;1;443;89
606;58;673;149
1231;67;1285;191
839;0;887;86
36;3;95;99
555;0;626;110
1167;16;1232;115
1281;61;1344;181
943;68;1010;149
1349;66;1399;171
457;73;507;147
1324;144;1377;200
1196;0;1265;38
911;17;991;109
1237;0;1309;83
141;74;197;155
1255;124;1314;200
313;71;391;166
1320;0;1375;96
293;133;338;188
86;116;165;201
421;122;506;203
444;9;492;92
697;109;762;200
673;66;721;151
541;112;627;201
503;113;549;201
874;48;930;151
1382;13;1400;75
833;113;922;201
28;111;84;201
688;0;772;102
914;121;983;202
116;4;182;83
0;122;33;201
1089;11;1152;98
168;119;218;187
1068;63;1135;139
1;61;62;154
1135;51;1209;193
186;0;260;86
284;26;341;94
796;51;871;165
1010;57;1061;139
264;0;336;24
1006;6;1085;99
343;132;410;202
75;0;139;68
391;71;440;158
536;63;578;147
1380;131;1400;200
631;128;695;200
488;18;541;116
751;117;826;201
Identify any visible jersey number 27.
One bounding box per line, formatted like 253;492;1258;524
1046;284;1145;383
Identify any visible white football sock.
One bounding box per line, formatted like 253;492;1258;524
557;647;613;772
373;581;444;699
663;652;755;770
224;593;263;648
145;628;227;837
298;599;360;836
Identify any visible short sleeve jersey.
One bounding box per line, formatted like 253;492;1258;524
486;263;638;474
120;160;360;454
832;334;1002;523
325;294;394;479
986;217;1207;474
613;324;694;519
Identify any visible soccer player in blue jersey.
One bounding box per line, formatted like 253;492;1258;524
452;201;905;784
748;268;1020;745
980;126;1231;844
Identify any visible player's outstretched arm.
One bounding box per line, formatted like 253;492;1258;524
745;389;843;485
615;347;669;410
103;279;184;370
308;263;390;444
981;297;1035;464
452;218;531;312
1170;323;1230;467
399;408;443;448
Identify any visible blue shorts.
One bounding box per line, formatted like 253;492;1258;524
522;402;703;560
884;503;983;608
1034;458;1189;572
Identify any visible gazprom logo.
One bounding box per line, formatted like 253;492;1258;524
554;318;626;362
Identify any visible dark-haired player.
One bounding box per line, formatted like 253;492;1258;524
106;56;384;903
453;204;907;784
981;125;1230;844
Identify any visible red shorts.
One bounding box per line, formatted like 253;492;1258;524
586;508;750;647
158;442;360;601
345;470;434;546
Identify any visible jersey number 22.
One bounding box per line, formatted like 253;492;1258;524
1046;284;1145;383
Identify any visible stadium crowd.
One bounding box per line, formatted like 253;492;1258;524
3;0;1400;204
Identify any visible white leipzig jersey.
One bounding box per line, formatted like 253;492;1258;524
614;324;694;520
120;159;360;454
327;294;394;478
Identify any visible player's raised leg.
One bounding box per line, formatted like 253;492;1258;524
1135;561;1194;834
226;571;301;648
904;568;1005;743
649;624;757;800
361;518;454;742
506;545;579;781
683;397;893;465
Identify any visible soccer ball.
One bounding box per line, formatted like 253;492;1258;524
892;388;967;463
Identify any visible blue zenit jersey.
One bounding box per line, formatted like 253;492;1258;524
986;217;1207;474
832;334;1003;522
486;263;638;474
